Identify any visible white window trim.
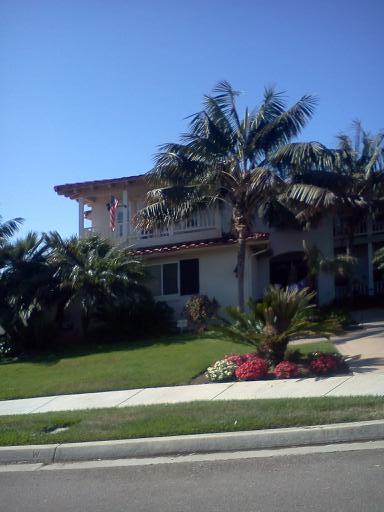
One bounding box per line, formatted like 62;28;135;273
148;259;199;298
149;261;180;298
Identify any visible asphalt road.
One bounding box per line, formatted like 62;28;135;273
1;448;384;511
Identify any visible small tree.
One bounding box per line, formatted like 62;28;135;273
303;241;357;292
46;233;148;333
212;287;341;363
373;247;384;275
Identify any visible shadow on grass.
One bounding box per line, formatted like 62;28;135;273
0;331;221;367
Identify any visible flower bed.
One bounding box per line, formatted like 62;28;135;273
205;352;348;383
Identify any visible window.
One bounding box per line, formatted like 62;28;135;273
147;265;161;296
163;263;178;295
117;208;124;237
180;259;199;295
147;258;199;296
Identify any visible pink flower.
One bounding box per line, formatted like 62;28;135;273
274;361;299;379
309;354;339;375
224;354;245;366
235;357;268;380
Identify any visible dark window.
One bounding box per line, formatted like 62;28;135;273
180;259;199;295
163;263;178;295
147;265;162;296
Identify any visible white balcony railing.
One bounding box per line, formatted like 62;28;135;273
84;209;220;246
127;210;218;245
334;218;384;237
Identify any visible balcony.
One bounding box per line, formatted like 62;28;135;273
85;209;222;248
333;218;384;238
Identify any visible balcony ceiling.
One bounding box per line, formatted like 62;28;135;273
54;174;145;200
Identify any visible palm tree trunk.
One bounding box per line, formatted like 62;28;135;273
237;234;246;312
345;231;354;298
346;237;353;257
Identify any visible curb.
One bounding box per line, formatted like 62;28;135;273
1;419;384;465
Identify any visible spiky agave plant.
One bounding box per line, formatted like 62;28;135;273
212;287;341;363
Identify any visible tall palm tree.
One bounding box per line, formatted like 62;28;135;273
282;122;384;295
136;81;320;310
283;122;384;255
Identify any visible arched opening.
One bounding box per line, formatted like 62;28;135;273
270;251;308;289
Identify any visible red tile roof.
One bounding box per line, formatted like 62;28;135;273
134;233;269;256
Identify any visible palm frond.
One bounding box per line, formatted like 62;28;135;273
270;142;336;171
251;94;317;153
0;217;24;245
284;183;339;208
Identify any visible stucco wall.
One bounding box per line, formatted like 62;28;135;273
255;217;335;305
146;246;240;317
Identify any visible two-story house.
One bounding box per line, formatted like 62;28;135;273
54;174;383;316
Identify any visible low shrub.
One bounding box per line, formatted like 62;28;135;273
274;361;300;379
224;354;245;366
184;295;219;331
205;359;237;382
309;352;345;375
243;352;261;362
224;352;260;366
211;288;341;364
97;298;175;339
235;357;268;381
0;339;13;360
318;305;352;329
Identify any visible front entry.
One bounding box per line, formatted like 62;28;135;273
269;251;308;289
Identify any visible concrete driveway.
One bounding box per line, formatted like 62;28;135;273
292;308;384;374
336;309;384;373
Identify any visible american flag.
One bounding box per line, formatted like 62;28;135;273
109;196;118;231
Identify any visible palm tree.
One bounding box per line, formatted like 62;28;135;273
211;287;341;363
302;241;357;291
284;122;384;255
46;233;148;332
136;81;320;310
282;122;384;295
0;232;58;353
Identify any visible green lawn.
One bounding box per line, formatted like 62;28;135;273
0;334;340;402
0;396;382;446
0;333;252;401
286;340;339;356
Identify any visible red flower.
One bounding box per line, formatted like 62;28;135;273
274;361;299;379
309;354;339;375
235;357;268;380
224;354;245;366
243;352;260;361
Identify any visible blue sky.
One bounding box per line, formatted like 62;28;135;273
1;0;383;238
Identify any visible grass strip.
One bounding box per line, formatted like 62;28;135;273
0;396;383;446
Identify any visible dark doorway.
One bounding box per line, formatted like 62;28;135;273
270;251;308;289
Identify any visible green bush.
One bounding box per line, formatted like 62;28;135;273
184;295;219;332
97;297;175;339
318;305;352;329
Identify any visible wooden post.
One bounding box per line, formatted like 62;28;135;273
78;198;85;239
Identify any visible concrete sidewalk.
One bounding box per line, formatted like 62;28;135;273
1;372;383;416
1;309;383;417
